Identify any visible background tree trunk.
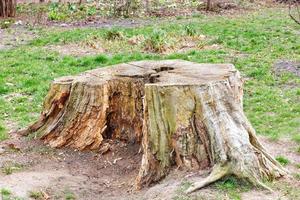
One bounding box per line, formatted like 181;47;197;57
0;0;16;18
144;0;150;13
207;0;212;11
19;60;287;192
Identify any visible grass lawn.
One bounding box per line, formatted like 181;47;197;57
1;7;299;142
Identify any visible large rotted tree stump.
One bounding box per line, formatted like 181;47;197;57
21;60;287;193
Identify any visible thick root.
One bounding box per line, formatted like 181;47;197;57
185;163;230;194
185;162;276;194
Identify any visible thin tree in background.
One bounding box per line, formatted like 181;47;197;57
0;0;16;17
289;1;300;25
206;0;212;11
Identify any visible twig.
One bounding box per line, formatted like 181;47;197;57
289;2;300;25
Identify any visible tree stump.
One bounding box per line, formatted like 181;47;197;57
20;60;287;193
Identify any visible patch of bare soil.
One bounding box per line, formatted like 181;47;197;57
241;136;300;200
18;14;157;29
274;60;300;77
0;25;37;50
46;43;105;57
260;136;300;174
0;132;299;200
0;133;143;199
55;18;156;29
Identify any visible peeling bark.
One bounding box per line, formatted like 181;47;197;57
20;60;287;192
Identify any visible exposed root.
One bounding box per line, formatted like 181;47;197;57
185;163;230;194
254;179;273;192
185;163;275;194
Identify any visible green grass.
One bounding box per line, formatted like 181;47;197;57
275;156;290;166
0;7;299;144
1;188;12;200
1;188;11;196
174;177;251;200
1;162;24;175
64;190;76;200
0;124;8;141
28;191;43;200
0;188;24;200
294;173;300;180
292;134;300;144
214;177;252;200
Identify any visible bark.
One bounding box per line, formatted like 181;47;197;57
0;0;16;18
20;60;287;192
144;0;150;13
206;0;212;11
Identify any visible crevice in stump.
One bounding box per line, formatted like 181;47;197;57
19;60;287;193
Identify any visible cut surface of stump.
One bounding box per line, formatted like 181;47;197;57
20;60;287;192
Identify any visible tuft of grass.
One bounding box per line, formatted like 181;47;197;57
176;16;184;20
1;188;11;196
1;188;12;200
0;19;14;29
292;134;300;144
1;188;24;200
144;29;170;53
294;173;300;180
275;156;290;166
64;191;76;200
2;162;23;175
104;29;124;41
29;191;43;200
184;24;197;36
216;177;239;190
214;176;252;200
0;124;8;141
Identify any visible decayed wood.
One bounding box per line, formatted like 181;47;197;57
20;60;287;192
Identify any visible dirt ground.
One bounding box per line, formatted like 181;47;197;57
0;26;37;51
0;132;144;199
0;129;299;200
0;18;153;51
